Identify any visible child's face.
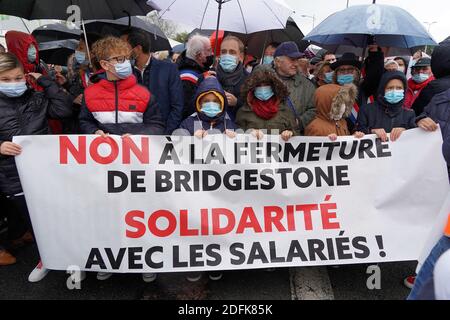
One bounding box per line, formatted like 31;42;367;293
200;93;221;106
385;79;404;93
0;68;25;83
99;49;130;76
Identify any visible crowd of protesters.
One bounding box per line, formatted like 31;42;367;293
0;27;449;299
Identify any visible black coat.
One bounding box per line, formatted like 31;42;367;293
0;76;73;196
412;45;450;116
356;71;416;134
216;63;249;121
177;51;208;120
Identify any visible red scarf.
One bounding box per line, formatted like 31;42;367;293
408;76;435;92
248;92;280;120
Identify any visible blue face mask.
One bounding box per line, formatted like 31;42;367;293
412;73;430;84
219;54;238;73
324;72;334;84
337;74;354;85
262;55;274;65
28;46;37;63
113;60;133;79
201;101;222;118
75;51;87;64
384;89;405;104
0;81;28;97
254;86;274;101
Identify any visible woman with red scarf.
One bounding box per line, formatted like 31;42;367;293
236;66;298;141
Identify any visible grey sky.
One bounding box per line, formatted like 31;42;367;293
284;0;449;42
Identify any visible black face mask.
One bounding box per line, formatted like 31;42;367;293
205;55;214;69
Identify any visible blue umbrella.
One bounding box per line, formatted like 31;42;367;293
304;4;437;56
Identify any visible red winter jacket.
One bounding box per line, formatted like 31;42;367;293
405;76;435;109
79;73;165;135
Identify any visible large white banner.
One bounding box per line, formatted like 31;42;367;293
14;129;450;273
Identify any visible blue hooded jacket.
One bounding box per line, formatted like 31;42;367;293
178;77;236;135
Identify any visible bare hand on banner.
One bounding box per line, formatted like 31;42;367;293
0;141;22;156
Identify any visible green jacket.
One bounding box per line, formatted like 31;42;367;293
279;73;316;133
236;102;299;135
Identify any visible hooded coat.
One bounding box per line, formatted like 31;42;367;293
356;71;416;134
236;66;298;134
412;45;450;115
178;76;235;135
305;84;357;137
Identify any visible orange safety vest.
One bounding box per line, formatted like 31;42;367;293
445;214;450;237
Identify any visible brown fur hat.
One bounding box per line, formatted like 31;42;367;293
240;65;289;103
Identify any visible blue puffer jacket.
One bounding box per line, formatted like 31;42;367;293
178;77;236;135
417;88;450;177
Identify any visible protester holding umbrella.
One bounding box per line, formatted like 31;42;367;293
125;29;184;135
236;65;297;140
272;42;316;135
405;58;435;109
216;35;249;121
355;71;416;142
178;34;215;120
0;52;73;277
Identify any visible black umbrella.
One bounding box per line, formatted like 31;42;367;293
38;39;79;66
32;23;81;44
84;16;170;51
0;0;155;20
0;0;155;64
188;18;306;59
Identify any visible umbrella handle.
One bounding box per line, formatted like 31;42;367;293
123;10;131;28
81;19;92;68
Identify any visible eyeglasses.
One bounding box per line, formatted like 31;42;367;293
105;55;129;64
336;67;356;74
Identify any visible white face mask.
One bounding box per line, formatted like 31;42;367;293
398;66;406;73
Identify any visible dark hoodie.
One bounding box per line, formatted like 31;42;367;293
178;77;235;135
412;44;450;115
356;71;416;134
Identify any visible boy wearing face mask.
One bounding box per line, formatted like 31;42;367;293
79;37;165;138
355;71;416;142
0;53;72;276
236;66;298;141
78;37;165;283
178;76;236;138
405;58;435;109
216;36;249;122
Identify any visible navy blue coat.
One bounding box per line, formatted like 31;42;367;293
133;58;184;135
417;88;450;176
356;71;416;134
178;77;236;136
